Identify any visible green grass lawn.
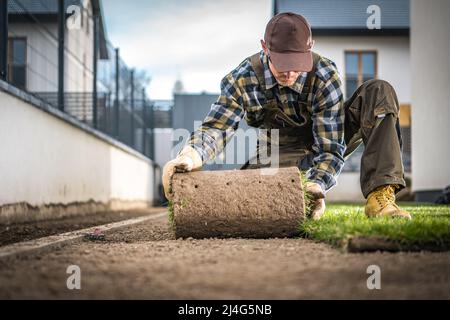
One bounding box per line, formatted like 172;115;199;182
299;203;450;251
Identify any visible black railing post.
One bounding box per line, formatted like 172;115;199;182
149;102;155;160
130;69;135;147
142;89;147;156
57;0;65;111
105;91;111;133
114;48;120;138
92;12;99;129
0;0;8;81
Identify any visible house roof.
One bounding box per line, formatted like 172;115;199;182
8;0;82;13
274;0;409;35
8;0;109;58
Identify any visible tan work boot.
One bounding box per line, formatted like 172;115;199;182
365;185;411;219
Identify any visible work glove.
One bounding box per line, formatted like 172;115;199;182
305;181;326;220
162;145;203;200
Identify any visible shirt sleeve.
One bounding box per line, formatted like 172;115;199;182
187;72;245;163
307;63;346;192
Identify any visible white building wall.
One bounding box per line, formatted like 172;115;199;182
65;3;95;92
313;36;410;103
411;0;450;192
0;88;154;223
8;3;95;93
325;173;364;202
154;128;175;168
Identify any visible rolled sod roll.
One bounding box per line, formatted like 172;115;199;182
169;167;306;239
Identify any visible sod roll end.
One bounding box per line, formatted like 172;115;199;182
170;167;306;239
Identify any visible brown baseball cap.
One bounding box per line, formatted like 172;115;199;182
264;12;314;72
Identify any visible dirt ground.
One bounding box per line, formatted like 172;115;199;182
0;208;164;246
0;211;449;299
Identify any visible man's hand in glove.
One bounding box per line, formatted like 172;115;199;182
162;145;202;200
305;181;326;220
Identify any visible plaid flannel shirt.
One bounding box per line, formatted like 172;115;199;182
188;51;345;192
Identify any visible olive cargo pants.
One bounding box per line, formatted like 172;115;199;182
344;79;406;198
242;79;406;198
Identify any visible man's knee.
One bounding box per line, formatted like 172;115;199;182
360;79;399;115
363;79;395;93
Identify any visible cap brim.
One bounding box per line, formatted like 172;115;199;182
269;51;313;73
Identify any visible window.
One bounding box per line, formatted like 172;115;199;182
7;38;27;90
345;51;377;98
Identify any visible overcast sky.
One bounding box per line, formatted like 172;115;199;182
102;0;272;100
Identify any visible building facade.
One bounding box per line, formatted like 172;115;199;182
7;0;109;93
6;0;110;124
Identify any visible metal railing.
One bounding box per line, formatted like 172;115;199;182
0;0;172;161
